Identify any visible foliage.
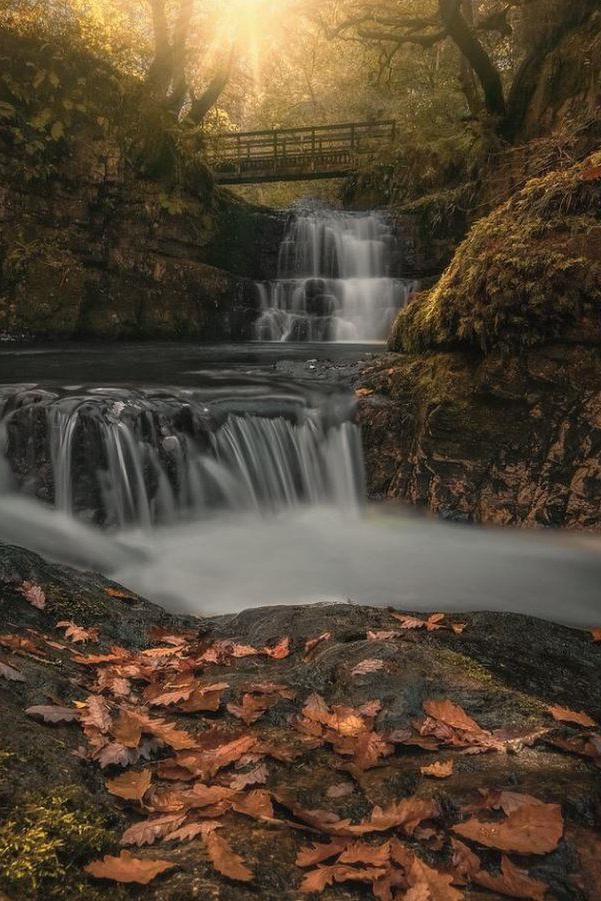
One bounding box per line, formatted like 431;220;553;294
390;152;601;354
0;787;115;898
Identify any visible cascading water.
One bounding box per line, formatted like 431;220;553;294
254;208;416;342
0;383;364;528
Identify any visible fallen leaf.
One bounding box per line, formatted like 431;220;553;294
338;840;390;866
450;622;467;635
300;864;387;893
423;699;485;735
547;704;596;728
304;632;332;657
263;637;290;659
202;829;253;882
81;695;112;733
367;630;401;641
227;693;273;725
420;759;454;778
18;581;46;610
355;388;374;397
121;814;186;846
85;850;175;884
112;709;145;747
407;857;462;900
229;762;269;791
0;660;25;681
591;628;601;643
453;801;563;854
56;620;99;643
163;822;207;843
26;704;79;724
233;789;274;819
105;587;137;601
473;855;548;900
107;769;152;802
0;634;43;655
450;837;480;882
351;658;385;676
296;839;350;867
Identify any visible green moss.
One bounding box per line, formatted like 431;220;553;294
390;152;601;354
0;787;116;899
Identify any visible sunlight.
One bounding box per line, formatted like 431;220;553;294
208;0;294;86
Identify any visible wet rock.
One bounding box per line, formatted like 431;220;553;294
0;541;600;898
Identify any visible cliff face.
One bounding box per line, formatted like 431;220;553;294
0;31;284;341
360;154;601;530
359;347;601;530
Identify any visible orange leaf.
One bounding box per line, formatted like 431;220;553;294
423;699;484;734
105;587;137;601
202;829;253;882
304;632;332;656
407;857;462;900
296;839;350;867
299;865;387;894
263;637;290;659
56;620;99;643
121;814;186;847
233;788;274;819
229;762;269;791
112;709;145;747
85;850;175;884
351;658;385;676
450;622;467;635
355;388;374;397
453;802;563;854
547;704;596;728
420;759;454;778
227;693;273;725
107;769;152;802
338;840;390;866
18;581;46;609
473;855;548;900
591;628;601;643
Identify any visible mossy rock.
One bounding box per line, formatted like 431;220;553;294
0;787;119;899
390;152;601;354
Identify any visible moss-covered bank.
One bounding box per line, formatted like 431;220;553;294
389;154;601;355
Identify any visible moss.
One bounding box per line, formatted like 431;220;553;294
390;152;601;354
0;787;117;899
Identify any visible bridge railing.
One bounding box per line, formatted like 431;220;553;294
206;120;396;184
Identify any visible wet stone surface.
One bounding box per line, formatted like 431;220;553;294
0;542;600;899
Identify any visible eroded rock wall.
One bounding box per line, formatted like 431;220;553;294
358;347;601;529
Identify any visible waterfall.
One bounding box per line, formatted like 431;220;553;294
0;385;364;527
255;208;417;342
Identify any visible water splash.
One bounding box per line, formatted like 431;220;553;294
255;209;417;342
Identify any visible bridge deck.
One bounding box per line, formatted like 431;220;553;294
207;120;396;185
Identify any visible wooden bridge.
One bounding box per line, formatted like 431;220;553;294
207;120;396;185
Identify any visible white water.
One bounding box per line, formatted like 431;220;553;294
1;375;601;628
255;209;416;342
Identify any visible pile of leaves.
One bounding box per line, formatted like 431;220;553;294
2;578;601;899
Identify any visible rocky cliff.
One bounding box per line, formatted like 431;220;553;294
359;154;601;529
0;31;284;341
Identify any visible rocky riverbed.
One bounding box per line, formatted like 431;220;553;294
0;541;600;899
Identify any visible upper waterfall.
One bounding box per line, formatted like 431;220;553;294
255;207;416;342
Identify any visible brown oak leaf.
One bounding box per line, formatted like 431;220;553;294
85;850;175;884
453;802;563;854
202;829;253;882
106;768;152;802
18;581;46;609
546;704;596;728
420;759;454;778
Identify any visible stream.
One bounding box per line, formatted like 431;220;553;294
0;208;600;627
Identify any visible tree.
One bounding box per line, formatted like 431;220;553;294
315;0;599;141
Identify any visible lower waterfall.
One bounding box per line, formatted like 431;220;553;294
0;384;364;527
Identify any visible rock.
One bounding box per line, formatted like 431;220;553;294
357;346;601;529
0;541;600;898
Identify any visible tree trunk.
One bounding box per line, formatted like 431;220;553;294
438;0;507;120
501;0;598;141
188;47;236;125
